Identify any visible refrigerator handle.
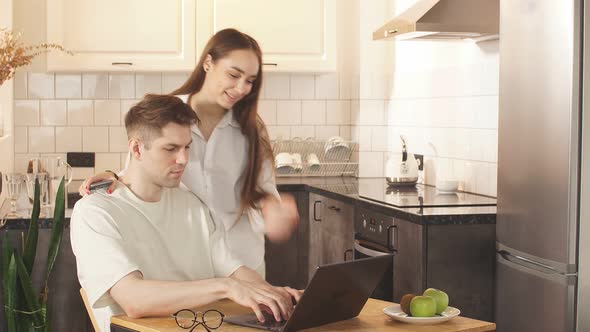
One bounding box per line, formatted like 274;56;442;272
498;250;562;275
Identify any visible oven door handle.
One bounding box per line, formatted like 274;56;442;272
354;241;391;257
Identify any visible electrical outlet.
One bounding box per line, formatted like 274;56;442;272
67;152;95;168
414;154;424;171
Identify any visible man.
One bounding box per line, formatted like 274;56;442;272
71;94;299;332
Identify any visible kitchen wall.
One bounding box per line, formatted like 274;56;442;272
355;0;499;197
11;71;355;177
9;0;498;196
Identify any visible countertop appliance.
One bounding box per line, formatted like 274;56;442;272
496;1;589;331
385;136;419;186
358;178;496;208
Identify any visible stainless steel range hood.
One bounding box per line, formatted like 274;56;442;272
373;0;499;42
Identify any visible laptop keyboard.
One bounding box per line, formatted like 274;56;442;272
247;313;286;328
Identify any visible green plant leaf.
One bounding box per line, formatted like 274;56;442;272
23;178;40;275
6;252;17;332
43;301;51;332
45;177;65;283
14;254;43;328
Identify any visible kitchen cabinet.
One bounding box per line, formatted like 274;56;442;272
197;0;337;72
0;227;92;332
392;217;424;301
308;193;354;281
265;191;354;288
46;0;196;71
264;191;309;290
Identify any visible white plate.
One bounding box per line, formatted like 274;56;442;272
383;304;460;325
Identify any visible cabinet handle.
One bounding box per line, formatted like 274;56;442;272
387;225;397;251
263;63;278;66
327;206;341;212
313;201;321;221
112;62;133;66
344;249;353;261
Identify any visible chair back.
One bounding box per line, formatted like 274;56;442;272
80;288;101;332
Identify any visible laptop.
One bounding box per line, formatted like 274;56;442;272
225;255;393;332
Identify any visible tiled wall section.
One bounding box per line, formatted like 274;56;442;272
357;40;499;196
12;71;354;177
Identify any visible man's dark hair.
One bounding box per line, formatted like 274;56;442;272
124;94;198;148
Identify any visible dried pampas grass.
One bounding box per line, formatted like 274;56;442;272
0;28;72;85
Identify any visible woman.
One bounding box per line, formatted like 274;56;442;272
80;28;298;275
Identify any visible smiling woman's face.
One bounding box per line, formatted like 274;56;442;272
202;49;260;109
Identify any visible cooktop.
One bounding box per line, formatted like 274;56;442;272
358;178;496;208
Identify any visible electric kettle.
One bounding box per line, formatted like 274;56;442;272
385;135;419;186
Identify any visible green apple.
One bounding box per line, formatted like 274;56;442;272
423;288;449;314
409;296;437;317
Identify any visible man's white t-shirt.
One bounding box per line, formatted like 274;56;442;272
70;183;242;332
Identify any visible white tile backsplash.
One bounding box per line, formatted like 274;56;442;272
290;126;315;139
83;127;109;152
14;71;27;99
40;100;67;126
28;73;55;99
11;44;498;197
266;126;291;140
359;100;385;125
95;153;122;173
326;100;351;125
264;74;290;99
276;100;301;125
314;126;340;140
95;100;121;126
15;100;39;126
109;74;135;99
109;126;129;152
14;127;28;153
136;73;162;98
359;151;383;177
56;74;82;99
121;99;140;123
315;73;339;99
258;100;277;125
371;126;388;152
56;127;82;152
301;100;326;125
290;75;315;99
67;100;94;126
29;127;55;153
162;73;190;94
82;73;109;99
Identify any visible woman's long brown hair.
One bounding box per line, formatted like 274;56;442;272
171;28;274;216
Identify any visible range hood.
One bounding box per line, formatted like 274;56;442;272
373;0;499;42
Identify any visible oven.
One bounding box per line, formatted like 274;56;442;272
354;207;396;302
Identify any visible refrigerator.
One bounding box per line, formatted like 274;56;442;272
496;0;590;331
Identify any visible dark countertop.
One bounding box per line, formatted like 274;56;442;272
3;177;496;228
276;177;496;225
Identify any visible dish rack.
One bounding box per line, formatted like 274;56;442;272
271;139;358;177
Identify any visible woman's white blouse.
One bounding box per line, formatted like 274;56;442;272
178;95;279;270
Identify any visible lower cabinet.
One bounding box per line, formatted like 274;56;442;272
265;191;355;288
0;227;93;332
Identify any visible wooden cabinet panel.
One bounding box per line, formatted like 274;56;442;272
47;0;196;71
197;0;337;72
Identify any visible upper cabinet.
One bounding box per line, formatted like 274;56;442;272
197;0;337;72
46;0;196;72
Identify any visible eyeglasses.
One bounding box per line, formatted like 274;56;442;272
172;309;225;332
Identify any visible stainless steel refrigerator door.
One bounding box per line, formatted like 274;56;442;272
496;251;576;332
577;0;590;329
498;0;581;268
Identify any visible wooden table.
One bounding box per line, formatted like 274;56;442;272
111;298;496;332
